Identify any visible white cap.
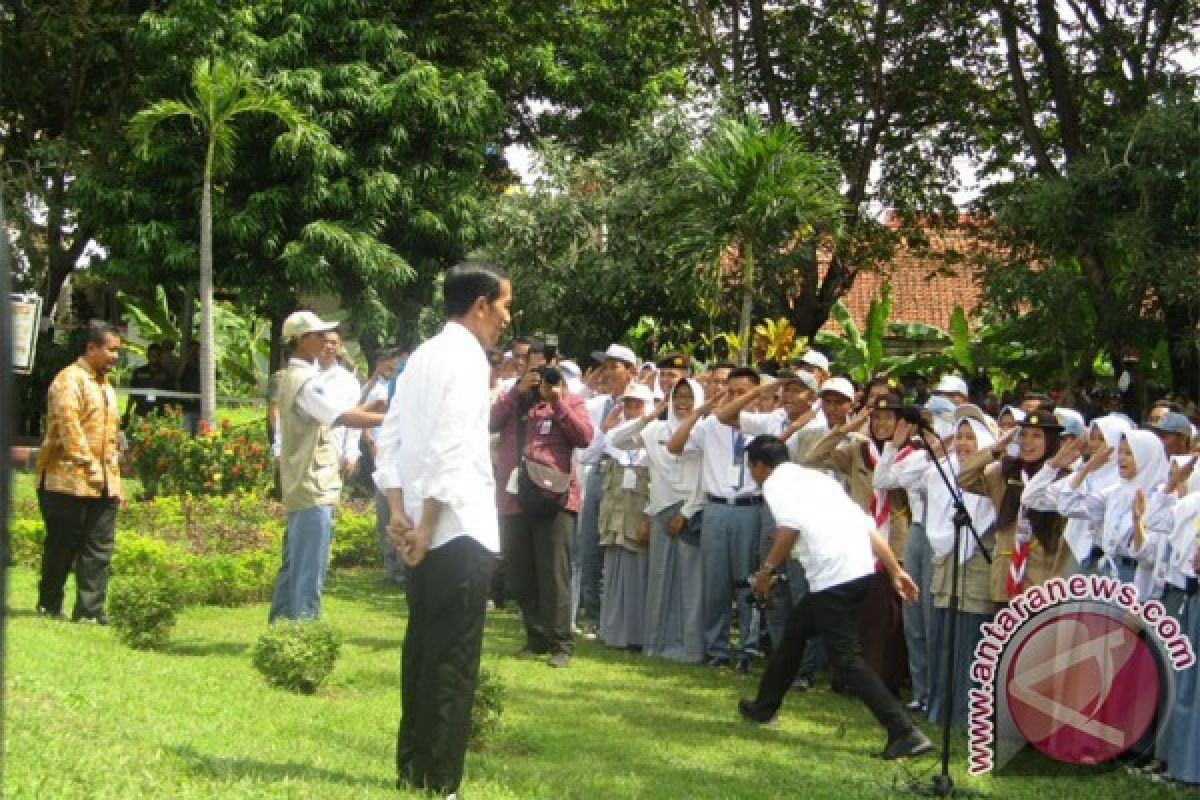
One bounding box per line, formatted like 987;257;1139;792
591;343;638;368
558;360;582;382
800;350;830;371
818;377;855;400
282;311;338;341
620;383;654;404
934;374;969;396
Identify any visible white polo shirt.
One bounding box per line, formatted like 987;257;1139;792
762;462;877;592
681;414;760;500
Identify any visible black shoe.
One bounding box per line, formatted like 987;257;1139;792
905;700;926;713
737;698;777;725
791;673;813;692
882;729;935;760
735;656;752;675
36;606;65;620
705;655;731;668
547;652;571;668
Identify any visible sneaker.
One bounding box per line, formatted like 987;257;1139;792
791;673;813;692
881;729;935;760
36;606;64;620
905;700;927;713
547;652;571;668
705;655;731;668
735;655;751;675
737;698;777;725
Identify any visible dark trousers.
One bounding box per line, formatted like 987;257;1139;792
397;535;497;795
36;489;118;618
754;573;912;739
501;510;575;655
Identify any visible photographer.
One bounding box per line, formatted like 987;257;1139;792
490;357;594;667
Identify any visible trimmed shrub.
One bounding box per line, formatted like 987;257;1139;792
470;666;505;750
331;501;380;568
7;517;45;567
125;407;272;497
252;621;340;694
108;572;184;650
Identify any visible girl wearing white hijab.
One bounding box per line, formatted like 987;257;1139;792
1044;429;1172;589
608;378;706;662
874;411;998;725
1148;457;1200;786
1025;414;1134;574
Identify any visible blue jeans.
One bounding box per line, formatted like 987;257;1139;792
269;505;334;622
573;466;604;625
902;522;933;705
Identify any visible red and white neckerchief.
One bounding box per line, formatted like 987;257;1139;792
1007;468;1034;597
864;439;914;570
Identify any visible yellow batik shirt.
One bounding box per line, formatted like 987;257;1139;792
35;358;122;499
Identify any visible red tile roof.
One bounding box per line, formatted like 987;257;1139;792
821;214;986;333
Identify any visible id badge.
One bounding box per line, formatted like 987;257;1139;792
622;468;638;490
539;419;553;435
506;467;520;495
727;464;743;490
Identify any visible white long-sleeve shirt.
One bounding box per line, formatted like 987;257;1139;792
373;321;499;554
323;363;363;463
608;415;703;517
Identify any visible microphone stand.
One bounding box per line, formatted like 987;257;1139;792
901;421;991;798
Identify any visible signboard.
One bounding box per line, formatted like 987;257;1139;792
11;293;42;374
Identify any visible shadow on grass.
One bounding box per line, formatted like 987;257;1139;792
166;640;250;657
170;744;391;790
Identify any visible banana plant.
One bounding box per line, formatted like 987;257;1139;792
815;283;894;383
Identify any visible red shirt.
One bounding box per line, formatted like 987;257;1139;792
490;385;594;516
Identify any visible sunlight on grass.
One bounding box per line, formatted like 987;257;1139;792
3;566;1183;798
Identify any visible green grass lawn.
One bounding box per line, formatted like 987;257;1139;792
3;563;1188;799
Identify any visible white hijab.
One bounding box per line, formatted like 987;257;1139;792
1099;430;1170;555
1088;414;1134;490
926;418;998;562
666;378;704;435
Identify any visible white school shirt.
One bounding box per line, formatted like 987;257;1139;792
762;462;877;592
323;363;363;463
373;321;499;554
681;414;760;500
609;416;703;517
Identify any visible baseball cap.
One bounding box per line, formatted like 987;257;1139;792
1154;411;1193;436
819;377;855;400
282;311;338;341
559;360;582;382
934;374;969;397
590;343;638;368
778;369;819;393
1054;408;1086;439
620;383;654;404
796;350;830;371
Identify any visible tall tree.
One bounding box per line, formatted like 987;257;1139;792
128;57;303;425
664;114;844;365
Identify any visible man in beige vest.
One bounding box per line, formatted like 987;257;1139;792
268;311;384;622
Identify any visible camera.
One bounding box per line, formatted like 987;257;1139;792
535;365;563;386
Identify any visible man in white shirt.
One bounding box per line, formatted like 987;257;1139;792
318;330;364;479
737;435;934;761
667;366;770;672
373;261;511;798
269;312;385;623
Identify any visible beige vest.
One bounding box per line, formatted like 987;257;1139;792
278;363;341;512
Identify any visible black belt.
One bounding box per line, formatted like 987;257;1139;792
1185;577;1198;596
1118;556;1138;569
706;493;764;507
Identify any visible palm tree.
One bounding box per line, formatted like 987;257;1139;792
129;57;303;426
667;115;844;365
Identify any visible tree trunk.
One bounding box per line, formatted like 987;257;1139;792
199;139;217;427
738;239;755;366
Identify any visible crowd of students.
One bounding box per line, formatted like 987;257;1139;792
470;338;1199;782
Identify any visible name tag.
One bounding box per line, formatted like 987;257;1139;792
728;464;743;490
539;420;553;435
622;468;638;490
506;468;520;495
